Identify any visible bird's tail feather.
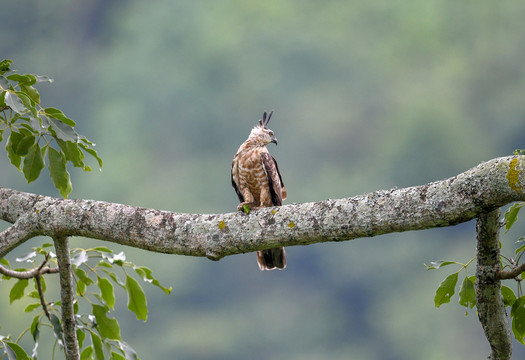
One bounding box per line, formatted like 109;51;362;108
257;247;286;271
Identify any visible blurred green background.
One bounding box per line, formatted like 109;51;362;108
2;0;525;359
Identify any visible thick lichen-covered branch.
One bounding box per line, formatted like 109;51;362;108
1;156;525;260
476;209;512;360
1;155;525;360
54;236;79;360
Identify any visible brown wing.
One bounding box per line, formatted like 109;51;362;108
260;152;286;206
231;156;244;202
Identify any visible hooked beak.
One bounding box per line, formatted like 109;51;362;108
270;136;278;145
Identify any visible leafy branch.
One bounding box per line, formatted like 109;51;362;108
428;202;525;348
0;59;102;198
0;244;171;359
0;59;169;360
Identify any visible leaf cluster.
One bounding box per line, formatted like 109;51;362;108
425;259;476;313
427;202;525;344
0;59;102;198
0;245;171;360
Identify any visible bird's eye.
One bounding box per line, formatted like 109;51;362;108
269;131;274;136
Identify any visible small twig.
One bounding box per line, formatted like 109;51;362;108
36;273;51;320
37;253;50;272
496;262;525;281
0;257;59;279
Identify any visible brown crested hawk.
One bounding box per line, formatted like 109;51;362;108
231;110;287;270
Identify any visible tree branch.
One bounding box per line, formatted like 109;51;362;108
476;209;512;360
36;272;51;320
0;257;59;279
1;156;525;360
497;262;525;280
53;236;79;360
1;156;525;260
0;213;39;257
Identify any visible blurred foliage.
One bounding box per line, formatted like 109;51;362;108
0;243;170;359
2;0;525;359
0;60;101;198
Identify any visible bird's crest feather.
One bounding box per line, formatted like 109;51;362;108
258;110;274;128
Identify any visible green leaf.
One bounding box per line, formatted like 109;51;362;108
434;272;458;308
97;276;115;309
0;258;10;267
31;315;40;341
27;290;40;299
7;73;36;86
73;267;93;285
6;131;22;169
3;341;31;360
76;280;86;296
74;267;93;296
79;143;103;169
103;270;126;288
57;139;85;167
0;59;13;74
24;303;42;312
23;143;45;183
125;275;148;321
515;243;525;255
9;279;29;303
15;91;36;117
111;351;126;360
91;331;105;360
77;329;86;349
4;91;29;114
20;84;40;104
48;117;78;142
92;304;121;340
44;107;76;127
49;314;64;345
92;246;113;253
502;285;517;307
134;266;172;295
15;134;35;156
458;276;476;309
80;345;93;360
48;148;72;198
504;202;525;233
424;261;458;270
511;297;525;344
97;260;113;269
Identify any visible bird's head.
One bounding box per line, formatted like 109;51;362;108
249;110;278;146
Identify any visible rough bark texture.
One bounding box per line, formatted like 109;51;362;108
2;155;525;359
1;156;525;260
53;236;79;360
476;209;512;360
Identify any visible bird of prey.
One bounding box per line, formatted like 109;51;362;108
231;110;287;270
